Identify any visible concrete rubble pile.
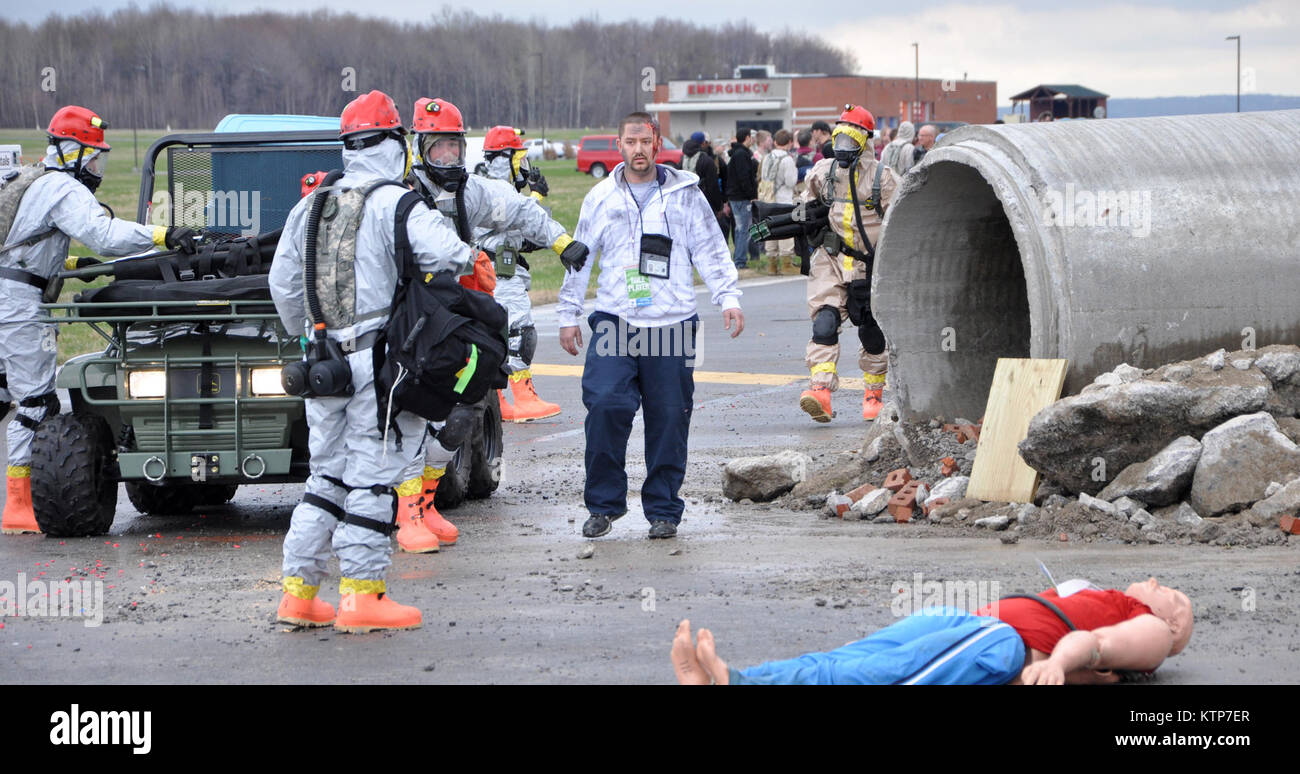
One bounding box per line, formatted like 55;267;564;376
722;345;1300;548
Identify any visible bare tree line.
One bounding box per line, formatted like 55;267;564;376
0;5;855;131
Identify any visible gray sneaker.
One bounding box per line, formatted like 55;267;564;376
582;513;622;538
648;520;678;539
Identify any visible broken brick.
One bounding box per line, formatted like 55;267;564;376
956;424;982;444
1280;515;1300;535
940;457;957;477
923;497;949;516
845;482;878;504
826;493;853;519
888;484;920;522
883;468;913;492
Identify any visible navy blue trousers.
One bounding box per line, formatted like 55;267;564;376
582;311;698;524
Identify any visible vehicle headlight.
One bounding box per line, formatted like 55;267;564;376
250;367;287;396
127;370;166;398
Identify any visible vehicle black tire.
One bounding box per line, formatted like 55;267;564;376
31;413;118;537
589;163;606;179
468;392;503;499
125;482;200;515
194;484;239;505
434;440;472;511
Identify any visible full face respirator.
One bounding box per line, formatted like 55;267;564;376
831;124;871;168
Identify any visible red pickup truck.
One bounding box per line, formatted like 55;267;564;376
575;134;683;178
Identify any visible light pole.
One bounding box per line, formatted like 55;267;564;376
912;42;920;123
531;51;544;140
132;63;147;173
1225;35;1240;112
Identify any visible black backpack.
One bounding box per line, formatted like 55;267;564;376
373;191;510;427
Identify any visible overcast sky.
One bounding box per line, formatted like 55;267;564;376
15;0;1297;104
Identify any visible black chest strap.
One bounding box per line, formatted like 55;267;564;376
0;265;48;290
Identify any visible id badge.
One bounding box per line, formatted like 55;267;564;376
625;268;652;307
639;233;673;279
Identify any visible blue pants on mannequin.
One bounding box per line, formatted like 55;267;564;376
730;609;1025;685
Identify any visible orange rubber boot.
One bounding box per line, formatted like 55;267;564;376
395;488;439;554
335;581;422;633
508;370;561;422
862;385;884;421
277;579;336;627
2;471;40;535
419;474;459;545
498;389;517;422
799;387;834;423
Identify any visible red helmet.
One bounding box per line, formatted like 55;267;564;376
838;104;876;133
339;90;404;139
411;98;464;135
301;171;327;198
48;105;110;150
484;125;524;152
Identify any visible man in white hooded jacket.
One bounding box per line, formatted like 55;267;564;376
559;112;744;541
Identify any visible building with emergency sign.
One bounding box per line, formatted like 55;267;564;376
648;65;996;142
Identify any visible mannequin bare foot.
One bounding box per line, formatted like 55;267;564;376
672;620;709;685
696;628;731;685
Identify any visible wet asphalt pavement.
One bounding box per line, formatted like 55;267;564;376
2;276;1297;684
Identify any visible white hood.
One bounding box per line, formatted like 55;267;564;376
42;140;101;170
485;154;513;183
341;134;408;184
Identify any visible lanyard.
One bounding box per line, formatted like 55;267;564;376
624;175;672;241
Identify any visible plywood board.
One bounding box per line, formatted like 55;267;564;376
966;358;1070;503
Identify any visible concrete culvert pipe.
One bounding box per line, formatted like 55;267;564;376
874;109;1300;420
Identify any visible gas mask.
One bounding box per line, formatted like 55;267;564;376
831;124;871;168
418;132;468;193
51;141;106;193
78;149;108;193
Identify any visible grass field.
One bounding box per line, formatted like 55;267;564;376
2;126;760;364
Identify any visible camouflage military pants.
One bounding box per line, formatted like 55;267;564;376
805;247;887;391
